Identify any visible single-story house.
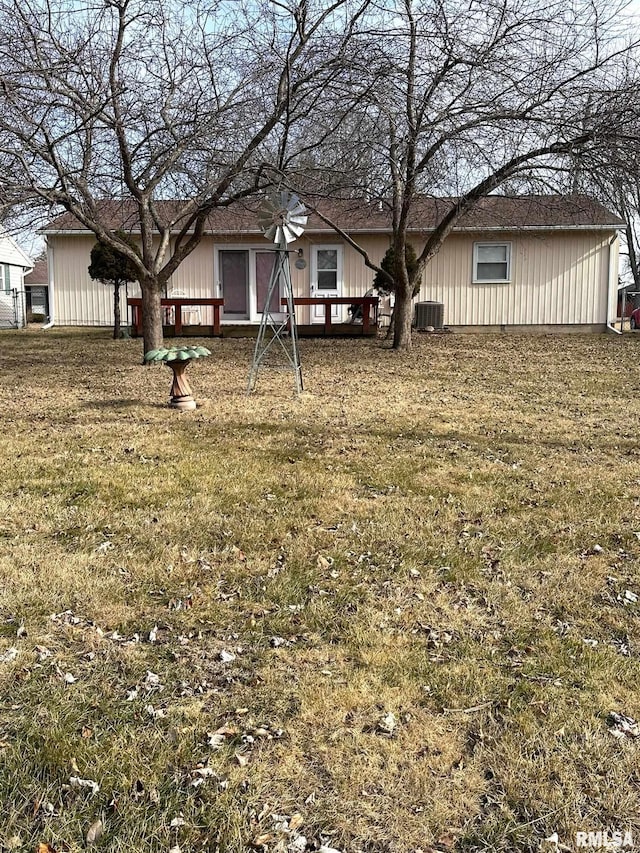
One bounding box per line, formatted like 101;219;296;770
41;195;624;333
0;228;33;328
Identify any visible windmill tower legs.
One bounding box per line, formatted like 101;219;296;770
247;245;303;395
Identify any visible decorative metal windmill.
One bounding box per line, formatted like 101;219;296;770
247;191;308;394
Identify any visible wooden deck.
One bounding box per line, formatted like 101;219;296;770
220;322;377;338
152;323;377;339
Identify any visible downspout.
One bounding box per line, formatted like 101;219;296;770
21;263;33;328
42;239;55;329
607;232;621;335
18;287;27;329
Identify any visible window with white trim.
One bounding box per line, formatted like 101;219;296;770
315;248;339;290
0;264;11;293
473;243;511;283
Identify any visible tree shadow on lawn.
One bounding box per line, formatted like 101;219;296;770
81;398;169;410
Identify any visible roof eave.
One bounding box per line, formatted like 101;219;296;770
43;222;624;237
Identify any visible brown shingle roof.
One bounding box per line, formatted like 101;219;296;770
23;255;48;285
43;194;623;235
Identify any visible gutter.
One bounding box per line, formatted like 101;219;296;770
41;223;624;237
607;233;621;335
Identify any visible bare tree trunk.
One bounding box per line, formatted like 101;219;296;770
391;222;414;349
113;282;121;340
392;282;413;350
141;280;164;354
385;307;396;341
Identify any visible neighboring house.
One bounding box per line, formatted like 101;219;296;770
0;229;33;328
23;253;49;320
42;195;624;333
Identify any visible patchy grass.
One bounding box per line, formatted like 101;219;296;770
1;327;640;853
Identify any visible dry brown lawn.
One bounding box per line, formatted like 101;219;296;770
1;327;640;853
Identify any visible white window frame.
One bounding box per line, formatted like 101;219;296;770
472;242;512;284
310;244;343;294
0;264;12;293
214;244;284;323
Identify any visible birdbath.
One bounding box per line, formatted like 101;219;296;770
144;345;211;411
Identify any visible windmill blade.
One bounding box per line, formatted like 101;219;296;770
284;193;302;210
262;223;278;242
269;225;282;242
287;216;307;231
257;196;279;222
287;218;306;234
258;207;278;232
282;223;305;243
287;214;308;229
287;199;307;217
288;208;307;223
286;199;307;224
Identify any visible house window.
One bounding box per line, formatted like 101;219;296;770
312;246;342;293
0;264;11;292
473;243;511;283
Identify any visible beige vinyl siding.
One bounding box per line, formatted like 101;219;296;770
48;234;215;326
51;233;312;326
167;238;216;325
50;235;141;326
416;230;612;327
50;234;215;326
48;227;616;329
169;238;213;297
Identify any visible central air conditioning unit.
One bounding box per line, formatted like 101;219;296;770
414;301;444;330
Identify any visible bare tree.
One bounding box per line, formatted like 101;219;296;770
575;135;640;296
616;188;640;295
587;175;640;296
286;0;640;349
0;0;369;352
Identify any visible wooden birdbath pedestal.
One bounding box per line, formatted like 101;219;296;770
144;345;211;411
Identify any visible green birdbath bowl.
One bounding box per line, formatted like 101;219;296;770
144;345;211;411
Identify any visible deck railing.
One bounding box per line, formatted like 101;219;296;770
127;297;224;336
127;295;379;336
283;296;379;335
